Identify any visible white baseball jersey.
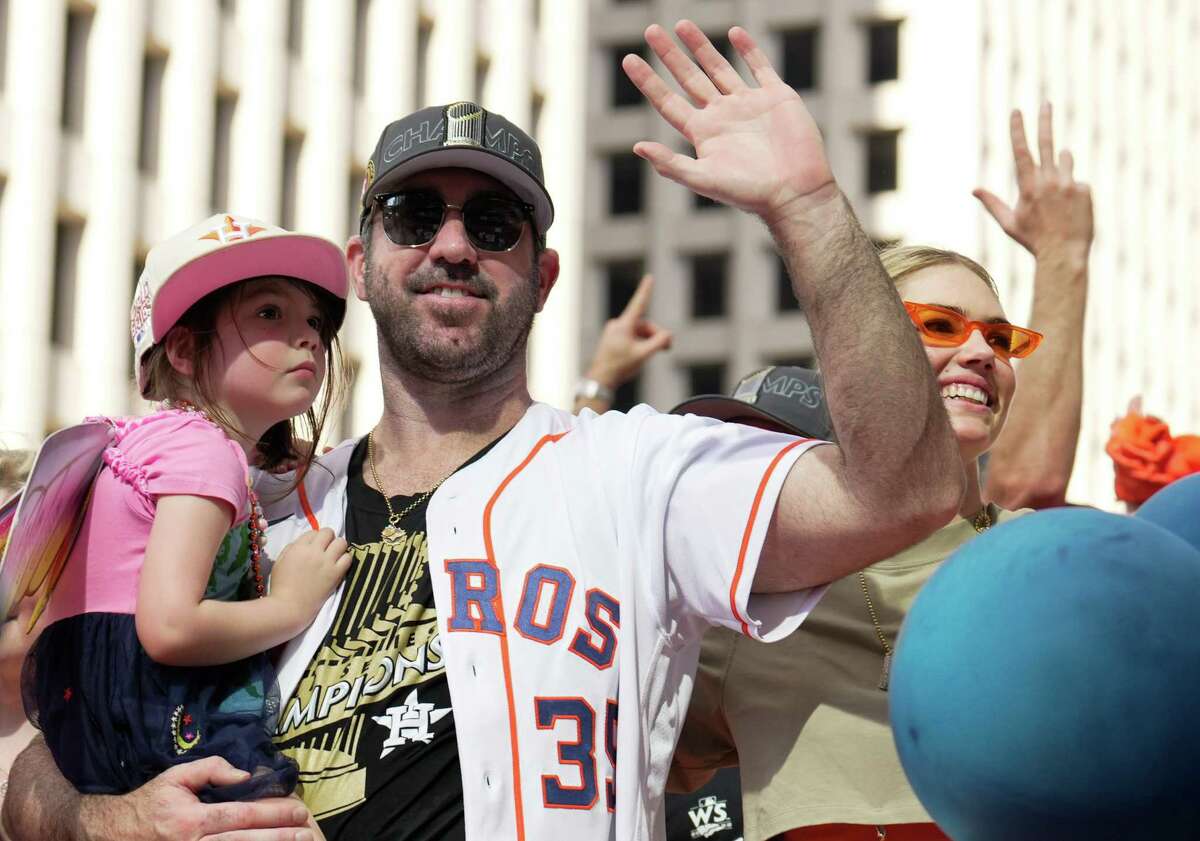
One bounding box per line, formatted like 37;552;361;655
257;402;826;840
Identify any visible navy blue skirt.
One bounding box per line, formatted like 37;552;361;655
22;612;297;802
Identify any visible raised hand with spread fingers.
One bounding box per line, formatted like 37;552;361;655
622;22;834;223
976;103;1092;510
622;22;964;590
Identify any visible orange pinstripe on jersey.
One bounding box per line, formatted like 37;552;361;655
482;430;570;841
729;439;812;637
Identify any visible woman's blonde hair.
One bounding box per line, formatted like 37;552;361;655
878;245;998;295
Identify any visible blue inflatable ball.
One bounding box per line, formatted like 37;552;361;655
1136;472;1200;552
889;507;1200;841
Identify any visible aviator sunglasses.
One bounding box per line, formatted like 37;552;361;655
903;301;1043;360
374;189;534;252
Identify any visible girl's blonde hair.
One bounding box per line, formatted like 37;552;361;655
878;245;999;295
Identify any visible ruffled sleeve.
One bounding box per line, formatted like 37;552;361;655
103;410;250;525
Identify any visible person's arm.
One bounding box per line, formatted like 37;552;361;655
625;22;962;592
136;495;351;667
573;273;672;414
1;737;313;841
974;103;1092;509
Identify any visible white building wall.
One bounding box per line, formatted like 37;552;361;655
0;0;587;449
0;0;1196;509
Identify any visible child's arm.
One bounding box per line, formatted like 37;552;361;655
136;494;351;667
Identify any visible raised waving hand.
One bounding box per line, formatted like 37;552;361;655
622;21;834;222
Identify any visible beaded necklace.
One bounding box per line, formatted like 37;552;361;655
162;400;267;598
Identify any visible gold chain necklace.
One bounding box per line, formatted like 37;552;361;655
859;505;993;691
366;430;450;546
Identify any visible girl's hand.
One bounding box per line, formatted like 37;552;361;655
269;528;352;616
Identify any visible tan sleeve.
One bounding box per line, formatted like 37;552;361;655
667;628;741;793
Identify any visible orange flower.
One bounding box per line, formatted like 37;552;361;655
1107;411;1200;504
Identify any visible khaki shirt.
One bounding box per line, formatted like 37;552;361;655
671;508;1027;841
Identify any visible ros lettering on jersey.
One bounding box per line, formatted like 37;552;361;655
444;559;621;671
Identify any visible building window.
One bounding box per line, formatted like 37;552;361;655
352;0;369;95
287;0;304;54
51;220;84;349
61;7;93;133
281;132;303;230
708;33;735;62
415;21;432;107
864;130;900;194
531;92;544;141
776;256;801;312
608;152;644;216
138;52;167;175
211;92;236;211
770;354;816;370
474;55;489;104
349;168;366;238
610;43;645;108
605;259;644;319
0;0;9;92
780;27;819;90
685;362;726;397
690;253;728;319
130;254;146;371
866;20;901;83
613;377;640;412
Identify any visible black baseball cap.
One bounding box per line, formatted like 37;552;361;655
670;365;837;441
360;101;554;235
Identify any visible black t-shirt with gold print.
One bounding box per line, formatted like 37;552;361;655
275;437;475;840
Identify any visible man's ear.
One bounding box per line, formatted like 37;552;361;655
163;327;196;378
535;247;560;312
347;233;369;302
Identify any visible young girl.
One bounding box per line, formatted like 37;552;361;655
20;213;352;805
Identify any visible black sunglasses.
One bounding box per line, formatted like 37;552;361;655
373;189;534;252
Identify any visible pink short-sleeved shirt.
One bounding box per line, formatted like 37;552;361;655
43;410;250;624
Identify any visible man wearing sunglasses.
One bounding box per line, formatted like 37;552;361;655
2;21;964;841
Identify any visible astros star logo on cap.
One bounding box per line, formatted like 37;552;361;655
199;214;267;244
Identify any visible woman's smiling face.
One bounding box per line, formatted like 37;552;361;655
897;263;1018;462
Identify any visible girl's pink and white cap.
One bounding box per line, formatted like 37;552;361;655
130;213;348;396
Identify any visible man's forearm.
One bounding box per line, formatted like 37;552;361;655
986;247;1088;508
769;187;962;520
3;736;101;841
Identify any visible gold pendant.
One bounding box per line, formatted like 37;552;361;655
381;524;405;545
878;652;892;692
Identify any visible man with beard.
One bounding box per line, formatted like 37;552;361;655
3;21;962;841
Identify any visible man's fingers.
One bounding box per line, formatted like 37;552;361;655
1037;101;1055;172
205;831;314;841
644;23;721;105
636;325;674;356
972;188;1014;230
730;26;782;87
161;756;251;791
623;53;692;135
199;798;311;837
632;141;706;189
1059;148;1074;180
620;274;655;323
674;20;747;95
1009;109;1035;195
